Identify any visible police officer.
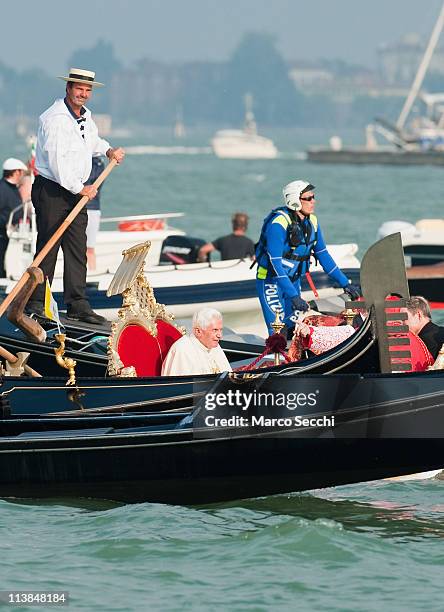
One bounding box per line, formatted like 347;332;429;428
255;180;360;334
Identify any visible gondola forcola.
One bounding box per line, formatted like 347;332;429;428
0;233;442;504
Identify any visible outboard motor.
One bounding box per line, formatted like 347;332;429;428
159;235;206;265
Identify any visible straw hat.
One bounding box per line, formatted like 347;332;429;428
57;68;104;87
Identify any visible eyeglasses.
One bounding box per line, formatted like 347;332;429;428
300;195;315;202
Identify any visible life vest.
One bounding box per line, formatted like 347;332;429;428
254;207;318;280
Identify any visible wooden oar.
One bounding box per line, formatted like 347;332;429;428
0;158;118;319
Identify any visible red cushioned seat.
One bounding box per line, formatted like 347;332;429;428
390;332;434;372
117;319;183;377
385;296;434;372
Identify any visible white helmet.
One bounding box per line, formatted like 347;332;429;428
282;180;315;211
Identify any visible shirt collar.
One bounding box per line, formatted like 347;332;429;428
64;97;86;119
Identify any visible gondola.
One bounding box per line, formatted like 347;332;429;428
0;234;442;504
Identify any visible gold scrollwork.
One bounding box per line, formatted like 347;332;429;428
54;333;77;386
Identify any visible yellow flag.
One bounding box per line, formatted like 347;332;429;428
44;278;62;329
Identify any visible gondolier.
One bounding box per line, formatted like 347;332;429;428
27;68;125;324
255;180;360;334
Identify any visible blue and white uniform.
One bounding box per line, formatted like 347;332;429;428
255;207;349;333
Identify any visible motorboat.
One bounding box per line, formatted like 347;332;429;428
377;218;444;306
0;234;442;503
1;202;361;336
211;93;278;159
4;205;186;277
212;130;278;160
377;218;444;267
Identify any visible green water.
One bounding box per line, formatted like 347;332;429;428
1;479;443;610
1;126;443;609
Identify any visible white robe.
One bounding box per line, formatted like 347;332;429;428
161;334;232;376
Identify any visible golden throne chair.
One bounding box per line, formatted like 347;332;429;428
107;241;184;377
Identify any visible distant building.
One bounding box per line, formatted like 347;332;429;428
288;62;334;90
288;60;379;101
378;33;444;85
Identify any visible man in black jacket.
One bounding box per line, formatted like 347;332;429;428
0;158;27;276
405;295;444;360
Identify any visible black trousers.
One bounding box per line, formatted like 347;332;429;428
0;230;9;278
30;175;89;310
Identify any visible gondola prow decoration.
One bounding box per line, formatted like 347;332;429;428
54;333;77;386
356;232;411;374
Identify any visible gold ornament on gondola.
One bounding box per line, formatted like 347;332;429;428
270;310;286;366
54;333;77;386
342;307;356;326
106;241;185;377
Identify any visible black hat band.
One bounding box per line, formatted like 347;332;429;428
69;73;95;82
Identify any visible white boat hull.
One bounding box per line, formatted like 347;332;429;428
211;130;278;159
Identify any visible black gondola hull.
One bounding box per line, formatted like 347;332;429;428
0;371;442;504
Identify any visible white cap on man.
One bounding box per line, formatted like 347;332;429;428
2;158;27;171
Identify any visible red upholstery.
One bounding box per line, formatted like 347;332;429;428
390;332;434;372
385;296;434;372
156;320;182;356
117;320;182;377
304;314;345;327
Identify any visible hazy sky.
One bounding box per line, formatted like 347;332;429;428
2;0;443;73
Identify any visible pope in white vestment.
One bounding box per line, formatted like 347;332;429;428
161;333;232;376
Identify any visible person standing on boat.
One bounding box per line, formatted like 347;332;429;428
161;307;232;376
197;212;255;261
27;68;125;324
85;154;106;271
255;180;360;335
404;296;444;360
0;158;28;277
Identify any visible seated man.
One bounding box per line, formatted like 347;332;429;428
161;307;232;376
197;212;255;262
404;295;444;361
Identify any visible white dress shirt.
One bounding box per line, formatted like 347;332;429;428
35;98;110;194
161;334;232;376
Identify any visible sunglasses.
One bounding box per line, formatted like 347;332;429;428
300;195;315;202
